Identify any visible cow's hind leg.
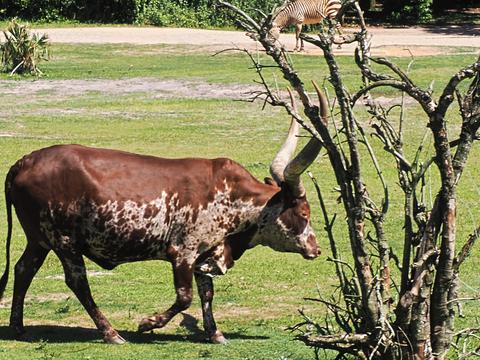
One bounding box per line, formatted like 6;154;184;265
10;242;49;336
138;261;193;333
56;252;125;344
195;273;226;344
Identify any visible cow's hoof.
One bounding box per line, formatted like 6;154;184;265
104;332;126;345
210;331;227;344
138;317;158;333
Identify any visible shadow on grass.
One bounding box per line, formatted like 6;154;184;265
421;24;480;36
0;314;269;344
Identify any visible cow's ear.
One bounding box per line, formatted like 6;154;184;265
264;177;278;186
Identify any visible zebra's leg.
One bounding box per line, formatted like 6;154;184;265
294;24;303;51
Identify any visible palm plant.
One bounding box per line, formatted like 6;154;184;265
0;20;50;76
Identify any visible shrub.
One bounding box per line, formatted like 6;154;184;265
0;20;50;75
0;0;137;23
384;0;433;23
134;0;280;28
0;0;283;27
135;0;212;28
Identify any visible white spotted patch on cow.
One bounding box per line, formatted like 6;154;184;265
40;185;264;270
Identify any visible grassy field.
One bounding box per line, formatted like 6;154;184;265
0;43;479;359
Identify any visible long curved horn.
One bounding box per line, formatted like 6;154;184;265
283;81;327;197
270;88;300;185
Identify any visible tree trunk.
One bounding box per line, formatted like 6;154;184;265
219;1;480;358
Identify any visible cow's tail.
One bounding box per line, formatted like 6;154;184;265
0;164;17;300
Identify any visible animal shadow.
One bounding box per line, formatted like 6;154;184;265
0;314;269;344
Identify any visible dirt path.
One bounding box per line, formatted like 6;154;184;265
35;25;480;56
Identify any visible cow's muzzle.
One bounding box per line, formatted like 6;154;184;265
302;234;320;260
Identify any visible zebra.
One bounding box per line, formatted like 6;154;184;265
270;0;343;51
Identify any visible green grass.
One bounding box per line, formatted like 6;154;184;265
1;43;476;90
0;43;480;359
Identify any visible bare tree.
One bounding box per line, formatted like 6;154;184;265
218;1;480;359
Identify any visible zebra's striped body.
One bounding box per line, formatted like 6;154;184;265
271;0;342;51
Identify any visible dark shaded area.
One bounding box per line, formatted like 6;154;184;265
359;2;480;25
421;24;480;36
431;8;480;26
0;314;269;344
432;1;480;13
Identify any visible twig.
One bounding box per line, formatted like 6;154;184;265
412;248;439;269
217;1;261;32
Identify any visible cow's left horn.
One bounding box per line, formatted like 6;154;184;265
283;81;327;197
270;88;301;185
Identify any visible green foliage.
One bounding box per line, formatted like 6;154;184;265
134;0;281;28
0;0;282;27
0;0;137;23
383;0;434;23
135;0;213;28
1;0;478;26
0;19;49;75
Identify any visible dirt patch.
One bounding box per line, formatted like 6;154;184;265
363;95;416;107
365;45;477;57
31;293;72;303
44;270;114;280
0;78;262;100
285;44;479;57
213;301;317;321
1;78;415;107
0;132;16;138
0;292;71;308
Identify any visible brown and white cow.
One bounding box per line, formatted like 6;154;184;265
0;90;326;345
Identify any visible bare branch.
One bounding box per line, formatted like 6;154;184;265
437;61;480;118
412;248;439;269
217;1;261;32
298;333;370;346
369;57;415;87
453;226;480;272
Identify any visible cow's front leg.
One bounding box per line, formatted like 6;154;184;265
195;273;226;344
138;261;193;333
